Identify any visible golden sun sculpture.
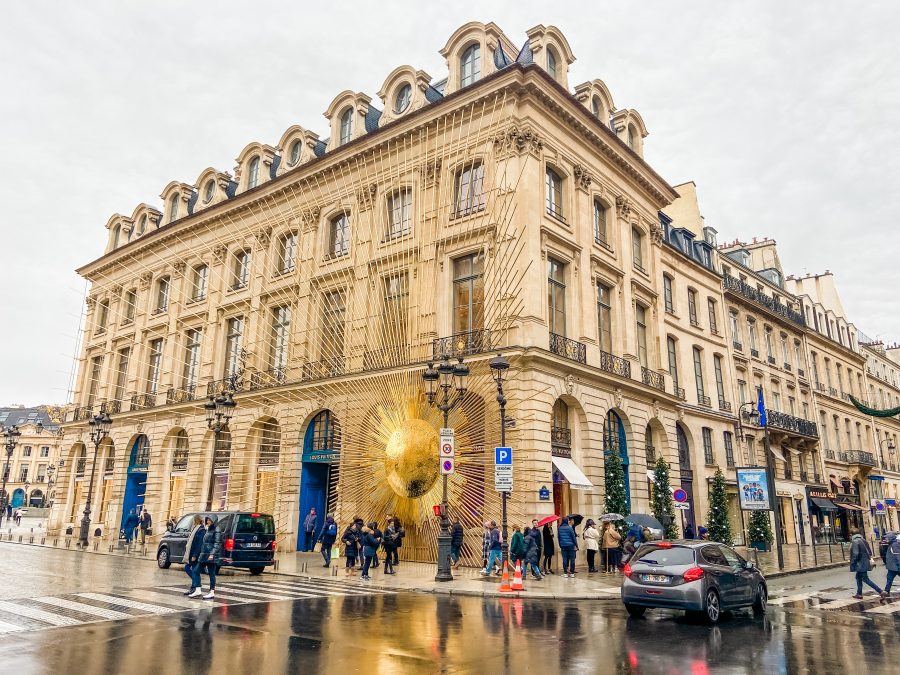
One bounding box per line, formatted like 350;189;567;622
383;418;440;498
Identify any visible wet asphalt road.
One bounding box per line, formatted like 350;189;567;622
0;543;896;675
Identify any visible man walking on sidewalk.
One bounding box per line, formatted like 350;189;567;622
481;521;502;576
849;529;887;600
303;508;318;552
139;508;152;545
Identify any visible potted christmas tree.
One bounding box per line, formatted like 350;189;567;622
707;467;733;545
748;510;774;551
604;450;629;535
651;456;679;539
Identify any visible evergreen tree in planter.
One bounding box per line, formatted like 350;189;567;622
748;509;774;551
604;450;629;534
651;456;679;539
706;467;733;545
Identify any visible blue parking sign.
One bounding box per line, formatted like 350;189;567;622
495;447;512;465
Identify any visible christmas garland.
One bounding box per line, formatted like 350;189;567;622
849;395;900;418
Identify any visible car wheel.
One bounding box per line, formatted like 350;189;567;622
752;584;767;615
156;547;171;569
249;566;265;576
704;589;721;624
625;604;646;618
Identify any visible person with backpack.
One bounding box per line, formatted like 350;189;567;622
342;519;362;576
318;515;338;568
481;521;503;576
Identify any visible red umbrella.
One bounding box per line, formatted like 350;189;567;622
535;514;560;528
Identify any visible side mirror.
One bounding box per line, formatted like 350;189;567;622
744;561;755;570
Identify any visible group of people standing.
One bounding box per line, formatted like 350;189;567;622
121;508;153;544
181;514;223;600
304;508;406;581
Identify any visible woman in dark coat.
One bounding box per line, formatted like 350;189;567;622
342;520;362;576
523;527;543;580
197;515;222;600
360;522;381;580
382;518;397;575
542;523;556;575
318;515;338;568
183;515;205;596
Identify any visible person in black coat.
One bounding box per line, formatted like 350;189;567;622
391;517;405;566
182;515;205;596
523;527;543;580
450;516;464;569
542;523;556;574
342;519;362;576
318;515;338;568
382;518;398;574
360;522;381;580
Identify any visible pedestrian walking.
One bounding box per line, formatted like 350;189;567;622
481;522;491;571
196;515;222;600
5;503;10;520
884;532;899;595
360;522;381;580
371;520;383;569
342;519;362;576
391;517;405;566
684;523;695;540
182;515;204;596
558;517;577;577
382;518;398;574
302;508;318;552
318;515;338;568
622;533;638;565
542;523;555;574
523;527;543;580
481;521;503;576
509;524;526;567
849;528;887;600
601;521;622;572
531;519;543;565
138;508;152;545
450;516;464;569
123;508;139;544
14;508;22;526
582;519;600;572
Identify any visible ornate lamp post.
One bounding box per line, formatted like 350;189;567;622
205;392;236;511
0;425;22;527
490;354;510;569
78;411;113;547
423;355;469;582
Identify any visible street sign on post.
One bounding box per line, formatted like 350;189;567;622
673;502;690;511
439;428;455;474
672;488;688;503
441;458;455;475
495;446;513;492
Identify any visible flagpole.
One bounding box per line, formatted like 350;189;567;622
758;388;785;571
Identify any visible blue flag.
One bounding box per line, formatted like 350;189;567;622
757;388;767;427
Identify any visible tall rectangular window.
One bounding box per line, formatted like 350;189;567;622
278;233;297;273
124;289;136;323
738;379;747;406
632;228;644;271
321;291;346;361
387;190;412;240
86;356;103;408
382;272;409;347
702;427;714;465
765;329;775;359
708;298;718;334
714;355;726;404
747;320;758;352
329;213;350;258
724;431;735;467
593;200;608;246
452;252;484;335
636;305;648;368
454;163;485;216
232;250;251;288
182;328;202;389
667;336;679;389
95;300;109;335
687;289;698;325
693;347;706;400
191;265;208;301
730;311;740;345
597;283;612;352
545;168;563;219
156;277;170;313
781;335;789;366
271;306;291;374
113;347;130;402
548;259;566;336
224;317;244;378
663;276;674;313
147;338;163;394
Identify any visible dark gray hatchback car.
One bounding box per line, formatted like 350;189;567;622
621;541;767;624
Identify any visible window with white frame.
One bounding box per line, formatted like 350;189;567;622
277;233;297;273
232;250;251;288
597;283;612;353
270;306;291;376
182;328;202;390
547;47;558;79
86;356;103;408
169;194;179;223
636;305;648;368
288;140;302;166
667;336;679;390
632;228;644;271
224;317;244;379
191;265;208;301
545;167;564;220
329;213;351;258
453;162;485;216
387;189;412;240
663;275;674;313
247;156;260;189
548;258;566;336
382;272;409;347
593;199;608;246
708;298;719;334
203;179;216;203
95;299;109;334
113;347;129;402
155;277;170;313
693;347;706;401
321;290;346;361
123;288;136;324
460;43;481;87
687;289;698;325
702;427;714;464
147;338;164;394
339;108;353;145
453;252;484;336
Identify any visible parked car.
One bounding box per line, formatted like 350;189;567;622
621;540;767;624
156;511;276;576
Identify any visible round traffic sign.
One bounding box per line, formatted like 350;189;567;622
442;460;453;472
441;443;453;455
673;488;688;503
875;501;886;512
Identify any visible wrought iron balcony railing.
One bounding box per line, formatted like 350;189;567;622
722;274;806;327
825;449;835;459
72;406;93;422
733;341;743;352
838;450;877;467
432;329;492;359
130;393;156;411
674;386;686;401
751;348;760;358
549;333;587;364
718;398;732;412
641;367;666;393
797;368;806;378
207;374;244;397
814;382;826;393
768;356;776;365
302;357;346;380
363;345;411;370
172;450;189;472
249;368;287;391
100;400;121;415
258;452;280;466
646;444;656;463
783;363;792;372
213;451;231;470
599;350;631;378
75;458;86;476
829;386;838;397
766;410;819;437
698;394;712;408
166;385;197;405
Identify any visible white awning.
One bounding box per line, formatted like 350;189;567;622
551;456;594;490
770;445;787;462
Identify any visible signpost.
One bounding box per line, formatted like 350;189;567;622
495;446;513;492
440;428;455;475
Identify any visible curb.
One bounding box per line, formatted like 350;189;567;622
764;561;846;579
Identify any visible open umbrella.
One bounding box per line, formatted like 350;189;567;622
599;513;625;522
564;513;584;526
535;514;560;528
625;514;664;531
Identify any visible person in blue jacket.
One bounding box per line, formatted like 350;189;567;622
557;517;578;577
360;522;381;580
318;515;338;568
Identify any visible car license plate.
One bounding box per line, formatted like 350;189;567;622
642;574;668;583
245;543;262;548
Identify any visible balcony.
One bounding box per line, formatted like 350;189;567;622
303;357;346;380
249;368;287;391
71;406;93;422
722;274;806;327
751;348;760;358
363;345;411;370
733;341;743;352
797;368;806;378
767;410;819;437
100;400;121;415
674;386;686;401
594;236;613;253
641;367;666;393
104;456;115;474
718;398;732;412
166;385;198;405
549;333;587;364
646;444;656;463
130;393;156;411
825;449;836;460
172;449;189;473
767;356;776;365
690;317;701;328
551;425;572;458
213;450;231;470
698;394;712;408
207;375;244;397
783;362;792;372
838;450;877;467
75;458;86;476
814;382;826;393
829;386;838;397
599;350;631;378
432;329;492;359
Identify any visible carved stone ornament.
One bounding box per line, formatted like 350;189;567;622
300;207;321;231
417;160;442;189
564;374;576;396
85;295;97;310
492;125;543;157
572;164;592;191
650;223;664;245
212;244;228;263
652;400;660;420
172;260;187;275
616;194;632;218
614;387;623;409
138;271;153;290
254;226;273;247
356;184;378;212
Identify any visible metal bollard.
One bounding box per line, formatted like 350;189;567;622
41;537;45;545
18;535;22;543
93;541;99;551
53;538;58;547
332;565;338;577
797;543;802;569
29;536;34;544
273;559;279;571
65;538;71;548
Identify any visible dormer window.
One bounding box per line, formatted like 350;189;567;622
339;108;353;145
203;180;216;203
247;156;260;189
169;194;179;223
111;224;121;249
547;47;558;80
591;96;601;118
137;215;147;237
627;125;636;151
288;140;302;167
394;84;412;113
460;43;481;87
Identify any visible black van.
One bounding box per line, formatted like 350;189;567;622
156;511;276;575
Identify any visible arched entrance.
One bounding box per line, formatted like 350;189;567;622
298;410;340;550
120;435;150;529
604;410;630;512
676;423;695;532
29;489;43;507
209;426;232;511
11;488;25;509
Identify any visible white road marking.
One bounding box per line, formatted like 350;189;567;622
770;592;820;606
242;580;349;596
77;593;178;614
815;596;879;610
0;619;26;634
212;584;296;600
0;600;81;626
33;597;132;620
129;589;229;608
864;601;900;614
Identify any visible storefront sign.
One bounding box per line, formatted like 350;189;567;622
736;468;770;511
807;487;836;500
776;490;792;498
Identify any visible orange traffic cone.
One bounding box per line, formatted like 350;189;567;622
511;560;525;591
498;560;513;592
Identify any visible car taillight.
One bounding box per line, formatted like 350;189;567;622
656;541;672;549
682;566;704;582
623;562;633;578
224;537;234;552
271;541;277;551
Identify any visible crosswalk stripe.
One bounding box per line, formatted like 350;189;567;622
0;619;26;634
864;601;900;614
814;596;879;610
77;593;178;614
0;600;81;626
206;590;283;602
33;597;132;621
241;580;349;596
128;589;230;608
280;578;393;594
212;585;296;600
770;592;819;606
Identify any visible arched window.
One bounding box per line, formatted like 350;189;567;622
288;140;302;166
645;424;655;464
460;44;481;87
308;411;341;456
111;224;121;249
676;424;691;470
171;430;189;472
339;107;353;145
105;446;115;474
203;179;216;203
394;83;412;113
604;410;629;510
547;47;558;80
169;194;179;223
329;212;351;258
247;156;260;189
213;426;232;470
591;95;602;119
136;215;147;236
129;435;150;470
627;125;636;151
551;399;571;457
258;420;281;466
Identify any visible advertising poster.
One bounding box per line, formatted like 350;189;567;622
736;468;770;511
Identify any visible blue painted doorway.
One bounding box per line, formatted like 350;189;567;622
120;435;149;530
298;411;339;550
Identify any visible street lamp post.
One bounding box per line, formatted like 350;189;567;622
490;354;510;569
78;411;113;547
0;425;22;528
737;400;784;570
205;392;236;511
423;356;469;582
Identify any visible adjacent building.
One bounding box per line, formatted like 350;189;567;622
0;406;63;512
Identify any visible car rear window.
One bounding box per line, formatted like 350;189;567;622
236;514;275;535
632;545;695;566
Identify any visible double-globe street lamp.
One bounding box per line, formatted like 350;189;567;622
77;411;113;547
0;424;22;528
205;391;236;511
423;355;469;582
489;354;511;569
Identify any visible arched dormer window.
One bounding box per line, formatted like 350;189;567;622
203;179;216;204
460;44;481;87
111;224;121;249
394;83;412;113
137;215;147;237
288;140;302;166
247;156;260;189
339;107;353;145
168;194;179;223
591;96;601;117
627;125;636;151
547;47;558;80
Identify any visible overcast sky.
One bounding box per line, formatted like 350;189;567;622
1;1;898;406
